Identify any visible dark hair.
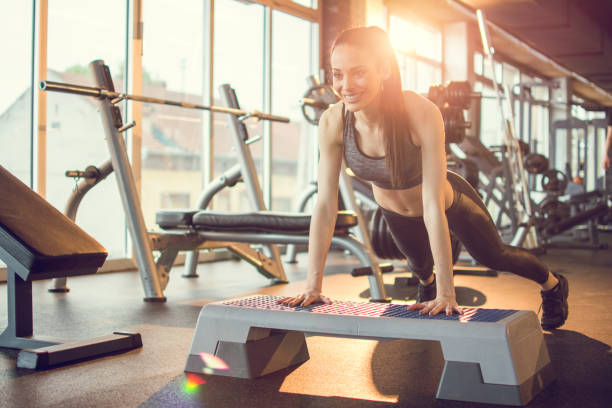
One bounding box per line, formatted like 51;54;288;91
331;26;411;188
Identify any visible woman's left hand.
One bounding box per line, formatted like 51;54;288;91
407;295;462;316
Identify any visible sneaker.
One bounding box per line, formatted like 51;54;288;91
540;273;569;330
417;276;437;303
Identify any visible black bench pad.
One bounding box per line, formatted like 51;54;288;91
0;166;107;277
156;210;199;229
156;210;357;235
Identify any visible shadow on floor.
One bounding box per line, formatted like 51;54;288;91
142;329;612;408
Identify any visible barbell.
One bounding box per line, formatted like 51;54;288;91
40;80;290;123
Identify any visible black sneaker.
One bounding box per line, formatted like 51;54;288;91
540;273;569;330
417;276;437;303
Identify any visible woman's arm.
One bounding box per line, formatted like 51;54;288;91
409;99;461;316
603;125;612;170
279;105;344;307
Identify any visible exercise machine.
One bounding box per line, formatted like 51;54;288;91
0;165;142;369
40;60;389;302
186;295;555;406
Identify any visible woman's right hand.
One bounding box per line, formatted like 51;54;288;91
277;290;332;307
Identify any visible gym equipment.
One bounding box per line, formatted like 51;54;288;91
540;169;569;193
50;160;113;292
523;153;549;175
440;106;470;144
454;137;522;237
185;295;554;406
40;80;288;123
528;163;609;248
477;10;539;250
300;79;340;125
0;165;142;369
427;81;477;144
428;81;477;110
40;61;389;302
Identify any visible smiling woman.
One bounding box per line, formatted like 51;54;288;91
279;26;569;332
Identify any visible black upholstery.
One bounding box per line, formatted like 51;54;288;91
156;209;357;235
0;165;107;278
156;209;199;229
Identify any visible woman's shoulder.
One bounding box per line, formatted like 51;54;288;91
402;90;440;118
319;102;345;134
401;90;444;144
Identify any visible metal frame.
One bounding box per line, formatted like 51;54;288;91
27;0;322;274
477;10;539;249
40;63;391;302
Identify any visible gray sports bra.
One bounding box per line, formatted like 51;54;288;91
342;105;422;190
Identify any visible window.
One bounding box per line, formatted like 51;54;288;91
389;15;442;92
1;0;321;270
271;10;319;211
292;0;317;8
474;52;483;76
45;0;128;259
0;1;33;184
141;0;205;226
478;83;501;148
389;15;441;62
212;0;265;212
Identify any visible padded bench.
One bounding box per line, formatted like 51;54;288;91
185;295;555;406
0;165;141;369
155;209;390;302
156;209;358;235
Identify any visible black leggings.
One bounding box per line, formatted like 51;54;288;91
380;171;549;284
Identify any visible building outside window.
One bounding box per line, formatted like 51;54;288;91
44;0;128;259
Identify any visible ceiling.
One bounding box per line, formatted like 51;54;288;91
386;0;612;107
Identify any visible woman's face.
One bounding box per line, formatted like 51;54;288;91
331;44;384;112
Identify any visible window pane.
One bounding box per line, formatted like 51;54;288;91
0;1;33;184
415;60;441;94
141;0;205;230
271;10;319;211
398;55;416;91
479;84;502;148
212;0;265;211
474;52;483;76
0;1;33;269
292;0;317;8
389;15;442;62
46;0;128;259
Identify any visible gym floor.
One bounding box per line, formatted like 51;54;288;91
1;234;611;408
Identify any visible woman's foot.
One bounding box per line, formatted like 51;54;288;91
417;276;437;303
540;273;569;330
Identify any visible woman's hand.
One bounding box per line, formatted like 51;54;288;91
277;290;332;307
603;155;610;171
407;295;462;316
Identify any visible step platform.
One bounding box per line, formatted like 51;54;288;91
185;295;555;406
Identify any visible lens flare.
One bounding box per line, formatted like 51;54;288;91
183;373;206;395
199;352;229;371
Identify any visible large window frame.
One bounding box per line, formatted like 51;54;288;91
8;0;321;271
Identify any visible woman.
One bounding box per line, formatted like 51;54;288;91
279;26;569;330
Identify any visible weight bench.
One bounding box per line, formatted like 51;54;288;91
0;165;142;369
185;295;555;406
156;210;389;301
